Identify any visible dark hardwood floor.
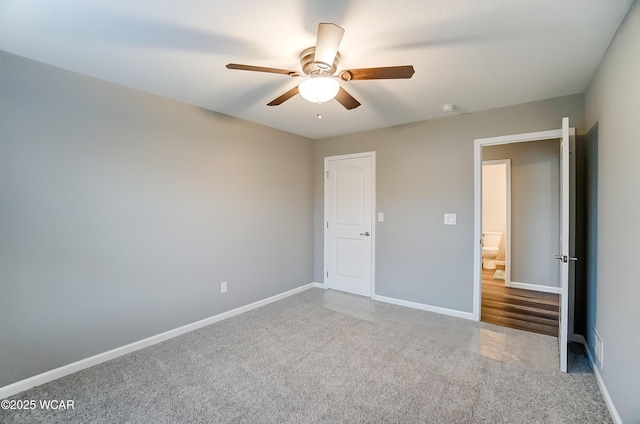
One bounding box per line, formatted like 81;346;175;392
481;267;559;337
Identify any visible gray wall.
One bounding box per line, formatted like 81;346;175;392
484;139;560;289
313;94;584;312
584;1;640;422
0;52;314;387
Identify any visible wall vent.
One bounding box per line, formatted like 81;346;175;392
594;328;604;369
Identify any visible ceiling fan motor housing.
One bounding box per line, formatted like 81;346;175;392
300;47;340;76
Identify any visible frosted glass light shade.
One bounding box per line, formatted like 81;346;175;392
298;77;340;103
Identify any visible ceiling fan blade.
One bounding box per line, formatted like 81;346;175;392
334;87;361;110
340;65;415;81
267;86;300;106
226;63;300;77
314;23;344;70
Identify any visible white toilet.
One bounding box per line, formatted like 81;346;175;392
482;232;503;270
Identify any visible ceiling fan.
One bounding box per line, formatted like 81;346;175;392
226;23;415;111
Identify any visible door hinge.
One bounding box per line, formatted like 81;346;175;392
326;222;329;228
326;271;328;278
326;171;329;179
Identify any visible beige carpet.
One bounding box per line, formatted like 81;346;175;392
0;289;611;423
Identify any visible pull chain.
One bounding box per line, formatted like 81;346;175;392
316;102;322;119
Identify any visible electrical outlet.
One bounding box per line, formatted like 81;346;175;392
221;281;227;293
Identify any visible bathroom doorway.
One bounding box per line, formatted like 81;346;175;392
482;159;511;285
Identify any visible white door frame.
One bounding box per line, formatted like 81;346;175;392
473;122;575;373
473;128;563;320
324;151;376;297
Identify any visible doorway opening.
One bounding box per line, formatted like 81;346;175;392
480;150;560;337
473;117;575;372
481;159;511;284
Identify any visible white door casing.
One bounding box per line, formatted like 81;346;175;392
324;152;375;297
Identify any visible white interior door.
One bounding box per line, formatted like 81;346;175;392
324;153;374;297
558;117;570;372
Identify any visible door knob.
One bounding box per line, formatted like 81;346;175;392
555;255;578;263
360;232;370;236
555;254;567;263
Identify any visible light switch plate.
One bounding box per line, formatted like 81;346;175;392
444;213;456;225
378;212;384;222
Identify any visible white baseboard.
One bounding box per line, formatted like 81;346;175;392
584;341;623;424
543;332;621;423
506;281;561;294
312;282;327;289
0;283;316;400
372;294;474;320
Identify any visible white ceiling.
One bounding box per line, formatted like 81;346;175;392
0;0;634;139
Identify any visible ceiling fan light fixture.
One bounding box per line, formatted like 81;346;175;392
298;77;340;103
227;22;414;111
